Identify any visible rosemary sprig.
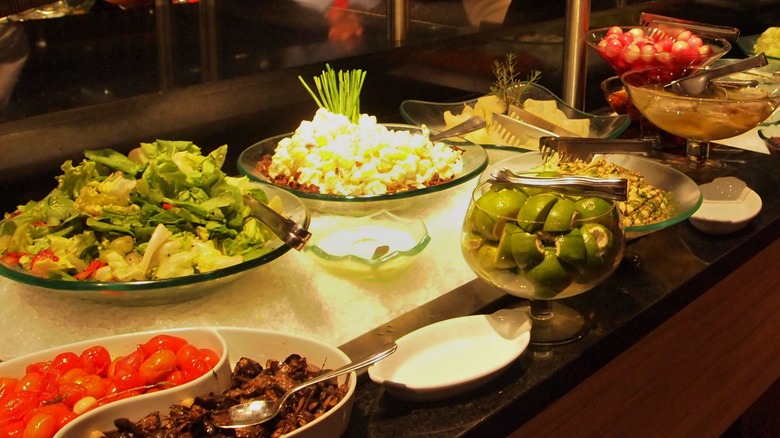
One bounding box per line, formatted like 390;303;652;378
299;64;367;123
489;53;542;108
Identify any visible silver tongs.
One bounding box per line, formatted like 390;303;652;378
243;194;311;251
491;169;628;201
663;54;768;96
430;117;486;141
539;136;655;164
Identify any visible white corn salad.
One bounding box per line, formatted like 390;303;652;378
267;108;464;196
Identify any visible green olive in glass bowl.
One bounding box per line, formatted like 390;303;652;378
461;179;626;345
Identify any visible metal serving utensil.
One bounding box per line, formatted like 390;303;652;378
429;116;486;141
213;342;398;429
538;137;655;164
491;169;628;201
664;53;768;96
243;194;311;251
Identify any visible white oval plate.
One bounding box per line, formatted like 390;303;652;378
368;309;531;402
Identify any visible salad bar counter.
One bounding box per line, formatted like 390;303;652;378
2;0;780;436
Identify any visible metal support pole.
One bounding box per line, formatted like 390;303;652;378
387;0;409;45
561;0;590;110
199;0;219;82
155;0;174;91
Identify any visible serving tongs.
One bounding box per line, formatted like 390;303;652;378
429;116;486;141
491;169;628;201
243;194;311;251
639;12;740;41
663;53;768;97
539;136;656;164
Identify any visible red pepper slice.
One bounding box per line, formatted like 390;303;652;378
30;249;59;269
1;252;25;266
74;260;107;280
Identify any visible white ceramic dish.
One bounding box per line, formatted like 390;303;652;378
0;328;232;438
1;327;354;438
305;211;430;282
689;177;762;235
368;308;531;402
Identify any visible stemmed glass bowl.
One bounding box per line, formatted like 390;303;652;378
621;65;780;173
461;179;626;345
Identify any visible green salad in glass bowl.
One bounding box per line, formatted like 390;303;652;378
0;140;309;305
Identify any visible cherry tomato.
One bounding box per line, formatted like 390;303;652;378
164;370;185;386
22;413;56;438
140;335;188;358
0;420;26;437
0;376;19;403
79;375;109;400
115;348;146;374
56;382;86;408
138;350;177;385
0;392;39;422
50;352;80;374
78;346;110;377
17;373;45;394
198;348;220;370
112;367;145;393
57;368;88;386
175;344;199;371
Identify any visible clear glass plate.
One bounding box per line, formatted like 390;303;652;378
399;82;631;150
736;34;780;67
0;185;309;306
481;152;703;239
237;124;488;215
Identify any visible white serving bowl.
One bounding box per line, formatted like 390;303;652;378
0;327;232;438
689;177;762;235
55;327;355;438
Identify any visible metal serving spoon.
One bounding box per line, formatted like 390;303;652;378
663;53;768;96
213;342;398;429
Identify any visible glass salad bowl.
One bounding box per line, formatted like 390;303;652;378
585;26;731;77
237;124;488;216
305;210;430;282
0;184;308;306
0;141;310;306
481;152;702;240
399;82;630;149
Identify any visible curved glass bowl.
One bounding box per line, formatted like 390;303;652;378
481;152;702;239
462;180;626;301
0;186;310;306
237;124;488;215
621;66;780;142
586;26;730;77
400;83;630;149
305;211;430;282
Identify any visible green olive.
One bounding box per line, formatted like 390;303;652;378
507;228;544;268
473;187;528;240
516;193;559;232
574;197;614;226
555;229;587;266
525;247;575;298
543;198;580;232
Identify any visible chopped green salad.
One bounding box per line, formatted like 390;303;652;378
0;140;280;282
